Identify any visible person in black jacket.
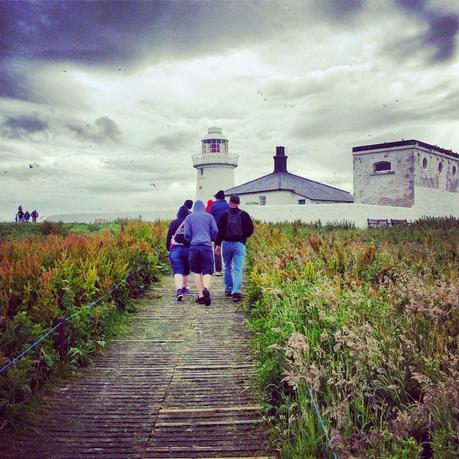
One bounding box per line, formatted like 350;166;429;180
166;205;191;301
215;194;254;302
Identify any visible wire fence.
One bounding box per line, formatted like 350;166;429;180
0;264;145;376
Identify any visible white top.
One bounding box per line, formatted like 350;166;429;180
201;126;228;141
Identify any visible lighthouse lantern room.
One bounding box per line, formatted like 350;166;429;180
192;127;238;201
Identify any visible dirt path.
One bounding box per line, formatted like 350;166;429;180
2;276;274;458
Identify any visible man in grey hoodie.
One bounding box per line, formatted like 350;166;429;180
184;200;218;306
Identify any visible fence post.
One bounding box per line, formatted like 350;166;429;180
56;317;67;362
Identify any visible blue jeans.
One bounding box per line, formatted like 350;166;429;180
222;241;246;294
168;246;190;275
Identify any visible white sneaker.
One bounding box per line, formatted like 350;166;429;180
215;271;222;276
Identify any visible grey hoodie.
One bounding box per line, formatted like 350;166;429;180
184;200;218;246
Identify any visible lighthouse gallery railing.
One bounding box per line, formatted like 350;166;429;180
192;152;239;167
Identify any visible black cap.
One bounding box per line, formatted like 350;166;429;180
184;199;193;209
214;190;225;200
229;194;240;204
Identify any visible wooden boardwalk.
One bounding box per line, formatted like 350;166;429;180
2;276;274;458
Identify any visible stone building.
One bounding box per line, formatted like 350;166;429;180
225;146;353;205
353;139;459;207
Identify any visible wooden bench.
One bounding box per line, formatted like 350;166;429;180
390;219;408;226
367;218;389;228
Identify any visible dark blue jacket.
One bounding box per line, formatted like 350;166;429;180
210;199;230;225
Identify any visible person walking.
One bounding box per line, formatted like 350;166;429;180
16;206;24;222
31;210;39;223
210;190;230;276
215;194;254;302
184;200;218;306
205;199;213;213
24;210;30;222
166;205;192;301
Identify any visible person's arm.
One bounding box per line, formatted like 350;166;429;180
166;222;174;251
215;212;227;246
210;215;218;242
183;216;191;242
242;211;254;238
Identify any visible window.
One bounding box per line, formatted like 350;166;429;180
422;158;428;169
199;168;204;176
298;199;306;205
438;162;443;173
259;195;266;206
373;161;391;173
453;165;457;176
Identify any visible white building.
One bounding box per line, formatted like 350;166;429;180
192;127;238;202
353;139;459;207
225;146;353;205
218;137;458;227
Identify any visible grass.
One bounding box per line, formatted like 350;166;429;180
245;218;459;458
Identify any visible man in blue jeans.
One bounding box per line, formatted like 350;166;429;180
215;194;254;302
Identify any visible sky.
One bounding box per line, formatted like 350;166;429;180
1;0;459;220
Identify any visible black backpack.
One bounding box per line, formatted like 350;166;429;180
225;210;243;239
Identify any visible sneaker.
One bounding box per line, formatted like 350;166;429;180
176;289;183;302
225;290;232;297
195;296;205;304
232;292;242;302
214;271;222;276
202;288;211;306
182;287;191;295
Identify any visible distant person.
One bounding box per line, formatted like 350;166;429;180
166;205;191;301
215;194;254;302
184;200;218;306
31;210;39;223
210;190;230;276
205;199;213;213
24;210;30;222
16;206;24;223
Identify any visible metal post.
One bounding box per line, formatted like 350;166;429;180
57;317;67;361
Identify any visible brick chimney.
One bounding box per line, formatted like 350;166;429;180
273;146;287;172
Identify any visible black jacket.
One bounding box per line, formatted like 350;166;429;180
216;208;254;245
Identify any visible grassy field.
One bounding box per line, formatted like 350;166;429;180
0;221;121;240
0;220;168;429
246;218;458;458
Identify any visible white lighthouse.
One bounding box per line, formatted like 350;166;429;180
192;127;238;201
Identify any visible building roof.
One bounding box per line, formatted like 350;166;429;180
353;139;459;160
202;127;228;141
225;171;353;202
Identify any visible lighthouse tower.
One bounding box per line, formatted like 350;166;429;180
192;127;238;201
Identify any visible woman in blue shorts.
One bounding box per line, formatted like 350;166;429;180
166;205;191;301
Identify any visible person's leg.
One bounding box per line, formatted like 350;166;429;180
222;241;234;294
202;274;212;290
181;248;190;293
200;245;214;305
189;246;203;299
174;274;184;290
214;244;222;274
169;248;184;300
194;273;204;297
231;242;246;295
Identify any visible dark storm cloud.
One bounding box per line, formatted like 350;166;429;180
67;117;122;144
150;131;194;152
0;0;286;67
314;0;365;22
0;114;49;139
394;0;459;62
0;61;33;101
